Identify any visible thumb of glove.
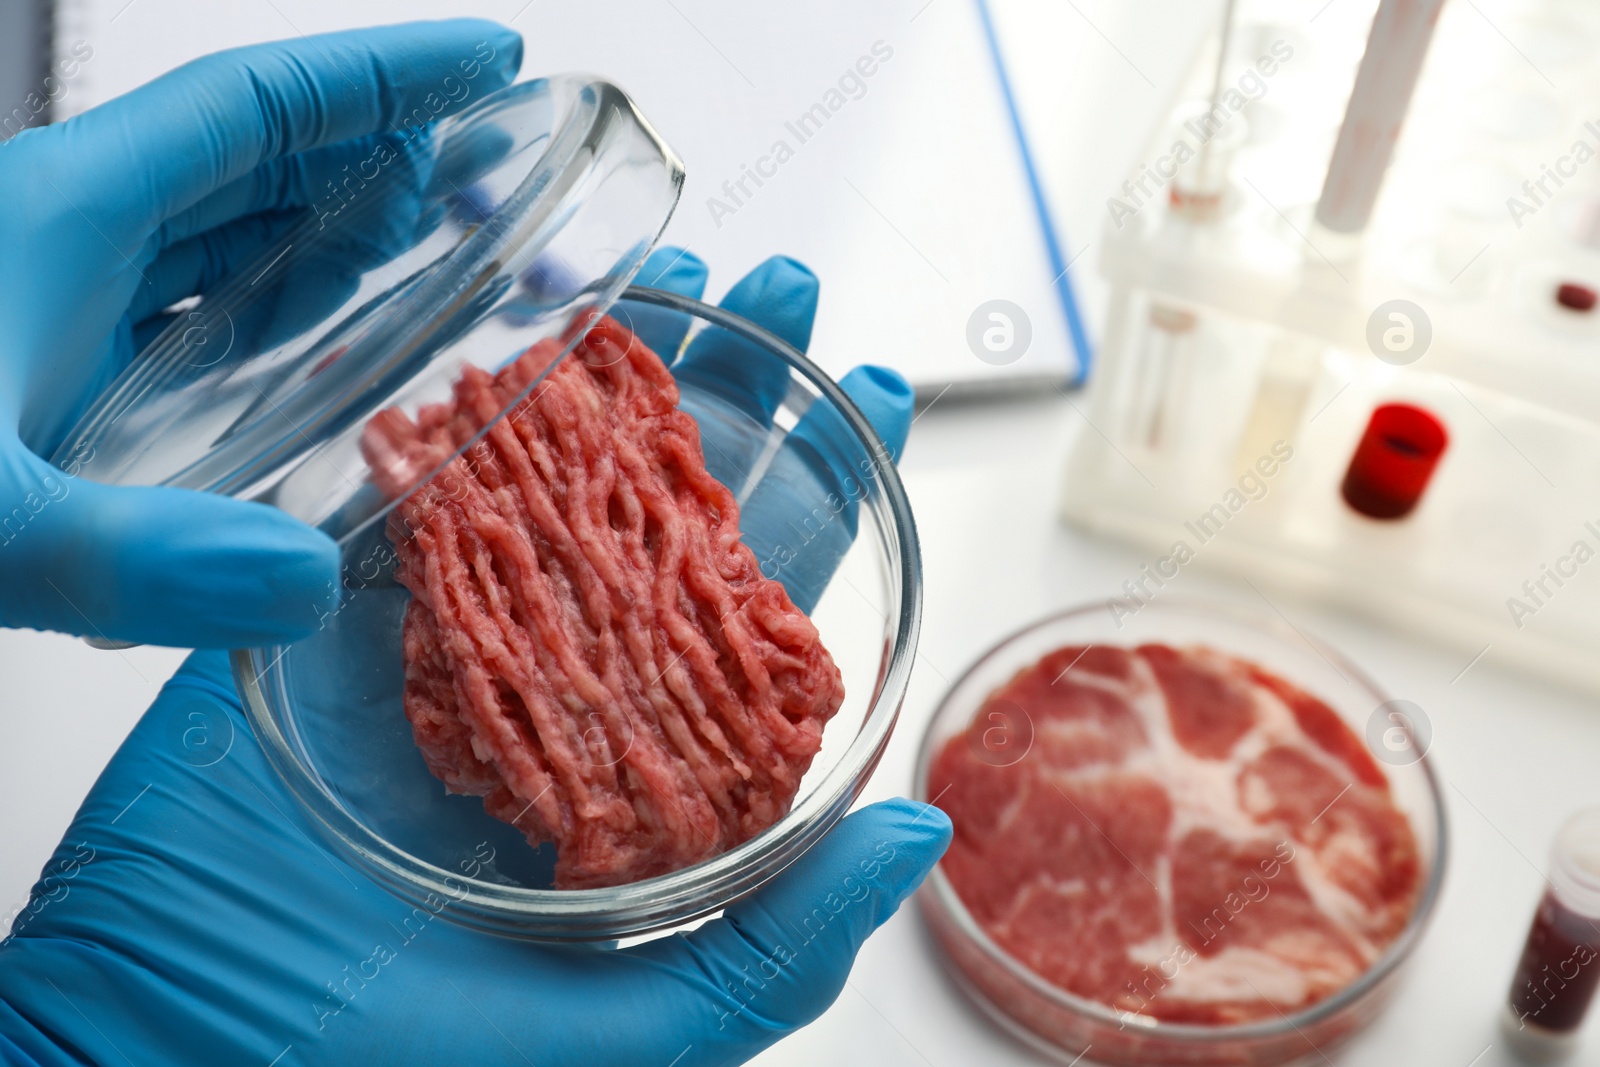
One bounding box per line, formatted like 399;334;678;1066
735;364;915;613
0;447;338;648
639;798;951;1066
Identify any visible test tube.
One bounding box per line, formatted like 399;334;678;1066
1168;100;1249;222
1170;0;1243;221
1123;303;1199;451
1503;809;1600;1060
1234;334;1320;471
1314;0;1447;233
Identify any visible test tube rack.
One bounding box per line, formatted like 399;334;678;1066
1062;0;1600;695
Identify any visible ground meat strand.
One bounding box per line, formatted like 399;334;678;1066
361;317;846;889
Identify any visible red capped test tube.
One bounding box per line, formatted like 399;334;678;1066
1340;403;1448;519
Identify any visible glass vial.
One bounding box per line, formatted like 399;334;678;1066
1503;808;1600;1060
1233;334;1319;470
1167;100;1247;223
1122;303;1199;453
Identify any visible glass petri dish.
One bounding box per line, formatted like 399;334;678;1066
232;287;921;940
913;599;1446;1066
51;74;684;542
51;75;921;938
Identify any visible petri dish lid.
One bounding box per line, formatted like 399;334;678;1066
50;75;684;544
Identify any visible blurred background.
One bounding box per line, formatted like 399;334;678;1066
0;0;50;140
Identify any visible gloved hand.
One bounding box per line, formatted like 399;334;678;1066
0;20;527;648
620;247;914;613
0;248;946;1066
0;660;949;1067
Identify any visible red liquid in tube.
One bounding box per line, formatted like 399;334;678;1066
1509;891;1600;1033
1504;809;1600;1059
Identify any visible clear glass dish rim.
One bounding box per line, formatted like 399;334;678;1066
232;285;923;935
51;73;681;516
912;596;1449;1043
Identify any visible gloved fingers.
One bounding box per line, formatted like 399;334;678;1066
626;799;950;1064
50;19;521;233
132;310;180;354
834;365;914;464
611;246;709;358
131;210;302;322
154;112;512;252
154;131;409;249
663;256;820;494
160;132;441;379
735;364;914;612
671;255;819;423
433;119;519;200
0;649;418;1067
0;448;337;647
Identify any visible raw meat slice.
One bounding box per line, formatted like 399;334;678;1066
1141;643;1257;759
931;643;1421;1025
361;316;846;889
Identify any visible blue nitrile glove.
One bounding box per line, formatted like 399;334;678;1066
0;256;944;1066
620;248;916;612
0;20;525;649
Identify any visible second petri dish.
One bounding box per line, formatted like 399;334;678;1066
915;599;1445;1066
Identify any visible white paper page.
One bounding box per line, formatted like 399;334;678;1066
55;0;1095;395
986;0;1222;310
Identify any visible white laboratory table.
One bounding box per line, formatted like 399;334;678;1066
745;393;1600;1067
3;390;1597;1067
